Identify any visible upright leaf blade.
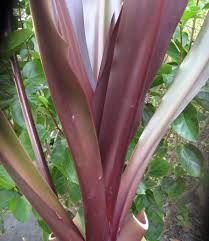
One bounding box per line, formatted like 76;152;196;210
55;0;95;89
114;11;209;235
93;11;122;133
29;1;109;241
52;0;93;99
0;111;83;241
97;0;187;222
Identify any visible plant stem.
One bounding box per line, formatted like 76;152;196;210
10;55;56;193
48;110;64;136
180;24;183;64
189;0;200;50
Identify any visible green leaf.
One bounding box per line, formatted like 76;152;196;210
68;182;81;204
181;4;200;23
8;195;30;222
38;96;49;108
167;40;180;63
163;67;178;87
176;144;204;177
153;186;166;206
162;177;186;200
195;91;209;111
204;3;209;9
174;165;186;177
137;181;146;195
22;60;45;84
172;104;199;141
11;98;25;129
142;104;155;126
152;64;172;87
19;125;47;160
0;190;17;209
51;140;78;183
0;29;33;57
148;158;169;177
145;209;164;241
0;165;15;190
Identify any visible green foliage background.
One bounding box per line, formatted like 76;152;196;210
0;0;209;240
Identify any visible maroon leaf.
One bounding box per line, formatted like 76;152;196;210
29;1;109;241
0;112;83;241
55;0;95;90
111;0;188;236
52;0;93;100
93;11;122;133
98;0;188;224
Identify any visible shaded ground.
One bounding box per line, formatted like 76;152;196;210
0;214;41;241
161;117;209;241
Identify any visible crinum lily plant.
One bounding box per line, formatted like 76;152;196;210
1;1;209;241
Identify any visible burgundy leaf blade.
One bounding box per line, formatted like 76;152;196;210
98;0;187;223
114;8;209;240
61;0;95;89
29;1;109;241
53;0;93;100
92;11;121;133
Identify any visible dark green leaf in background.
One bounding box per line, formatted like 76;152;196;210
0;190;17;209
142;104;155;126
148;158;169;177
51;140;77;183
22;60;45;84
8;195;30;223
161;177;186;200
172;104;199;141
0;165;15;190
195;90;209;111
0;29;33;57
176;144;204;177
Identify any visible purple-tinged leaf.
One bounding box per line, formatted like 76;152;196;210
52;0;93;100
0;111;83;241
114;8;209;240
60;0;95;90
10;55;55;193
93;11;122;133
29;1;109;241
98;0;187;222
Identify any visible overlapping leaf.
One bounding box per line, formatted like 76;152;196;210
0;111;83;241
52;0;93;99
57;0;95;89
96;0;187;222
93;12;122;133
29;1;109;241
114;11;209;237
